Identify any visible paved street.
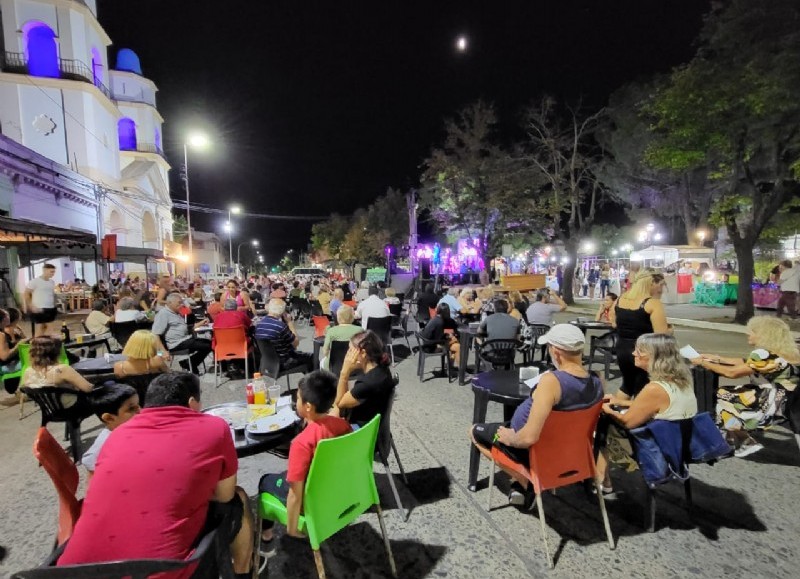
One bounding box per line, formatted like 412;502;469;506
1;313;798;578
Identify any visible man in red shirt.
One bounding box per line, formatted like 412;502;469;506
206;292;224;321
259;370;351;544
58;373;254;578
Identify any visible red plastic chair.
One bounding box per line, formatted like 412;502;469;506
342;300;357;308
487;401;614;568
312;315;330;339
33;427;82;547
212;326;254;387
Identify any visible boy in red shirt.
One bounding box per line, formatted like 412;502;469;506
259;370;351;544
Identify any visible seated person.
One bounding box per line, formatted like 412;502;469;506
508;290;529;321
597;333;697;491
113;330;170;379
355;286;391;330
478;299;521;342
21;336;93;396
415;283;439;319
206;292;225;321
689;316;799;457
255;298;313;372
321;305;362;370
58;373;254;578
595;292;618;323
383;287;400;306
151;293;211;374
85;299;112;335
355;280;371;303
270;283;287;300
470;324;603;505
289;281;305;299
437;288;462;314
458;289;482;315
525;288;567;326
259;370;352;545
213;299;253;335
114;297;147;323
334;330;395;427
329;288;345;317
0;308;29;406
82;383;141;475
419;303;460;362
317;284;332;315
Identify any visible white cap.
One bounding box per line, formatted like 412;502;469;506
537;323;585;352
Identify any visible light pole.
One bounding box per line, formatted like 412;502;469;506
237;239;259;278
226;205;241;276
182;133;209;278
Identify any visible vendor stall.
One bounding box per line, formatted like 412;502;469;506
630;245;715;304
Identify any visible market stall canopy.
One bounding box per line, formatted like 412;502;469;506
630;245;714;267
0;216;96;245
10;245;168;267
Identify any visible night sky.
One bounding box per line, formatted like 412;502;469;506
97;0;711;263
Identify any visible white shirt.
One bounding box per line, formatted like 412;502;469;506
355;295;390;330
780;266;800;293
115;309;146;323
26;276;55;308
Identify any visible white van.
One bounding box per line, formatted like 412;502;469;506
291;267;326;276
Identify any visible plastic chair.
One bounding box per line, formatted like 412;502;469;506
691;366;719;418
310;301;325;318
212;326;254;387
366;316;395;365
118;373;164;406
476;339;520;372
414;332;453;383
589;331;618;380
375;387;409;521
486;402;614;568
258;415;397;579
256;339;306;392
787;388;800;456
3;342;30;419
328;340;351;378
312;316;330;339
20;386;95;462
108;320;139;350
342;300;357;308
387;303;412;350
526;324;551;362
33;427;82;547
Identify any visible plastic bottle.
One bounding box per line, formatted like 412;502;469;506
252;372;266;405
245;378;255;405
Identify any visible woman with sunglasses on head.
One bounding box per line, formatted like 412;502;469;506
333;330;395;427
222;279;255;316
609;271;672;400
597;333;697;492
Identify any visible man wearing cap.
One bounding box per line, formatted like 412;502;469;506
470;323;603;506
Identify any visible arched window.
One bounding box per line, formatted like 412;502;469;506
117;118;137;151
23;22;59;78
142;211;157;243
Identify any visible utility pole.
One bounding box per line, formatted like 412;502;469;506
407;189;418;278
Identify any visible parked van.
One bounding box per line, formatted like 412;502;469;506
291;267;326;276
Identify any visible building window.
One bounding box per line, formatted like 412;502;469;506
23;22;59;78
118;118;137;151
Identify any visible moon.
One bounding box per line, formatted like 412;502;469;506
456;35;468;52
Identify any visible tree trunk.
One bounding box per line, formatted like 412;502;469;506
732;234;756;324
561;240;579;305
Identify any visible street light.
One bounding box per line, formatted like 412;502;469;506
227;205;241;275
236;239;259;278
182;132;210;278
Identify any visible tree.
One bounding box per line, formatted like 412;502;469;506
599;81;719;245
172;214;189;244
644;0;800;322
311;213;350;263
519;96;611;304
420;101;525;270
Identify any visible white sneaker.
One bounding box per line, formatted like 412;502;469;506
734;440;764;458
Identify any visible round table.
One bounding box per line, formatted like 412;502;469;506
202;401;300;458
467;369;533;491
72;354;127;375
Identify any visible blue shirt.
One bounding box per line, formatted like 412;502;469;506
255;316;296;361
437;294;462;313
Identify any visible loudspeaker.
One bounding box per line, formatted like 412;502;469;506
420;258;431;279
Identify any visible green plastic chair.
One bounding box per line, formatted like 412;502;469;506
258;415;397;578
7;343;68;420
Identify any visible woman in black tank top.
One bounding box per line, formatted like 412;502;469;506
611;272;670;398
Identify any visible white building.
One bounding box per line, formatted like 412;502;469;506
182;229;229;278
0;0;172;286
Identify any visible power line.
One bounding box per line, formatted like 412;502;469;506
170;200;328;221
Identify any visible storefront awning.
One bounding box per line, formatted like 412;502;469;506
0;216;96;245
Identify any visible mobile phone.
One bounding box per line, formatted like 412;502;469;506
610;404;628;413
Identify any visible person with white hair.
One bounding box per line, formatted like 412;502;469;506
254;298;313;372
437;287;462;314
355;280;371;303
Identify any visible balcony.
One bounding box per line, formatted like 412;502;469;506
0;51;112;100
120;142;166;158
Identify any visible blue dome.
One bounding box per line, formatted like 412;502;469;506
115;48;142;74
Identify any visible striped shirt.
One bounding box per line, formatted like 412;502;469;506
255;316;296;361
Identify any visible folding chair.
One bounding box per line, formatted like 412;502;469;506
486;402;614;568
258;415;396;579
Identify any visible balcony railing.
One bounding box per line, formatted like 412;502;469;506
0;51;112;100
120;142;166;157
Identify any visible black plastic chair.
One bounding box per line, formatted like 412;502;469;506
328;340;351;378
367;316;396;365
256;339;307;392
374;375;409;521
118;373;164;406
691;366;719;419
20;387;94;463
476;339;520;372
310;301;324;318
108;321;139;351
786;388;800;456
589;331;619;380
526;324;551;362
11;524;226;579
414;332;453;383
